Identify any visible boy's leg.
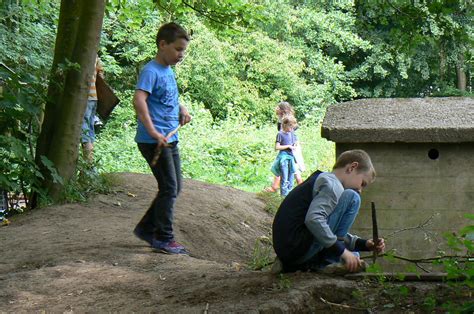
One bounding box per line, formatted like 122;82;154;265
295;172;303;185
81;100;97;164
327;189;360;238
272;176;280;190
293;189;361;268
279;160;290;196
135;143;181;242
314;189;361;267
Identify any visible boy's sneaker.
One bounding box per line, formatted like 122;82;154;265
152;239;189;255
321;260;368;275
133;226;153;246
270;257;283;274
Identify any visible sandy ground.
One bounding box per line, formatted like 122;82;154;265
0;173;470;312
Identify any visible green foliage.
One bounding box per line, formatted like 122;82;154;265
0;1;58;207
353;0;474;97
440;214;474;287
61;165;114;204
96;98;335;193
276;274;291;290
257;191;283;215
248;236;273;271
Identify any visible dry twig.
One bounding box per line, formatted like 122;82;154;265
319;297;367;311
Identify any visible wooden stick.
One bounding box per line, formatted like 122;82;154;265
371;202;379;264
319;297;367;311
150;126;181;167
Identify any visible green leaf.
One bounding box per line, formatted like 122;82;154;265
40;155;64;185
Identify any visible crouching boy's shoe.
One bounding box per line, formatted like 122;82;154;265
152;239;189;255
320;260;368;275
270;257;283;274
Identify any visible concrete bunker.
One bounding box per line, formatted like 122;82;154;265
321;97;474;261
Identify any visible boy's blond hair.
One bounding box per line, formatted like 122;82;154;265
333;149;376;181
281;115;298;130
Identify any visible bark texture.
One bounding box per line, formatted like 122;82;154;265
34;0;105;204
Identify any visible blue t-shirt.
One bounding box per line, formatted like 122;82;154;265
276;130;297;154
135;60;180;143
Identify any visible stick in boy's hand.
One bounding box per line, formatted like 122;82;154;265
371;202;379;264
150;126;181;167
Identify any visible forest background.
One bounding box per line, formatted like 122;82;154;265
0;0;473;208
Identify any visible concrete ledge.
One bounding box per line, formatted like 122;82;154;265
321;97;474;143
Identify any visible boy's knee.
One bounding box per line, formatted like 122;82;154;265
341;189;361;207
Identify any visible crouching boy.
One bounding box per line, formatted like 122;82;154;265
272;149;385;273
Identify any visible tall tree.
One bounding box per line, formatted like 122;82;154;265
34;0;105;205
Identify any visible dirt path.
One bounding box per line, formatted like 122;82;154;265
0;173;469;312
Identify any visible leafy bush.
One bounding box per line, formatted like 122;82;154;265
95;97;335;192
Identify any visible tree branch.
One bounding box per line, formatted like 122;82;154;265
181;1;241;31
385;214;436;238
319;297;367;311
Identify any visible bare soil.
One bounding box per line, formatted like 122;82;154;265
0;173;470;312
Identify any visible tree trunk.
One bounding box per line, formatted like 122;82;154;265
34;0;105;205
456;52;467;91
439;41;446;83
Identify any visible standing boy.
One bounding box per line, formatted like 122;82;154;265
272;149;385;272
132;22;191;254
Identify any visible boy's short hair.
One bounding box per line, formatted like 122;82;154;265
281;115;297;129
156;22;190;48
333;149;376;180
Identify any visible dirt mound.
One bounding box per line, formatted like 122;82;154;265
0;173;467;312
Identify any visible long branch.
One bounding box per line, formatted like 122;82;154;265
362;251;472;264
385;214;435;238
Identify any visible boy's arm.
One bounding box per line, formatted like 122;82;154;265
342;234;385;253
275;132;294;150
304;176;341;248
179;105;192;126
275;142;293;151
133;90;166;146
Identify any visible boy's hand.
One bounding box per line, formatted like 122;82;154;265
366;238;385;253
153;132;168;148
179;105;192;126
341;249;362;272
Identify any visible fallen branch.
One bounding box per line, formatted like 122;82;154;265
364;252;473;264
385;214;435;238
319;297;367;311
345;272;467;282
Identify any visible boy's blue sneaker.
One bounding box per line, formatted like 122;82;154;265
152;239;189;255
133;226;154;246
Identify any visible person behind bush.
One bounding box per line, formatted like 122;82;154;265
132;22;192;255
271;115;299;197
81;55;103;165
264;101;303;192
272;149;385;273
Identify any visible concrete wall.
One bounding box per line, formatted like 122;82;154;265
336;143;474;260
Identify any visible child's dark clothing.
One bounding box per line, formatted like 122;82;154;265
272;170;370;272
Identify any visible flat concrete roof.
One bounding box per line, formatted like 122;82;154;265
321;97;474;143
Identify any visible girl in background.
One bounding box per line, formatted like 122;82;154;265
265;102;304;193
